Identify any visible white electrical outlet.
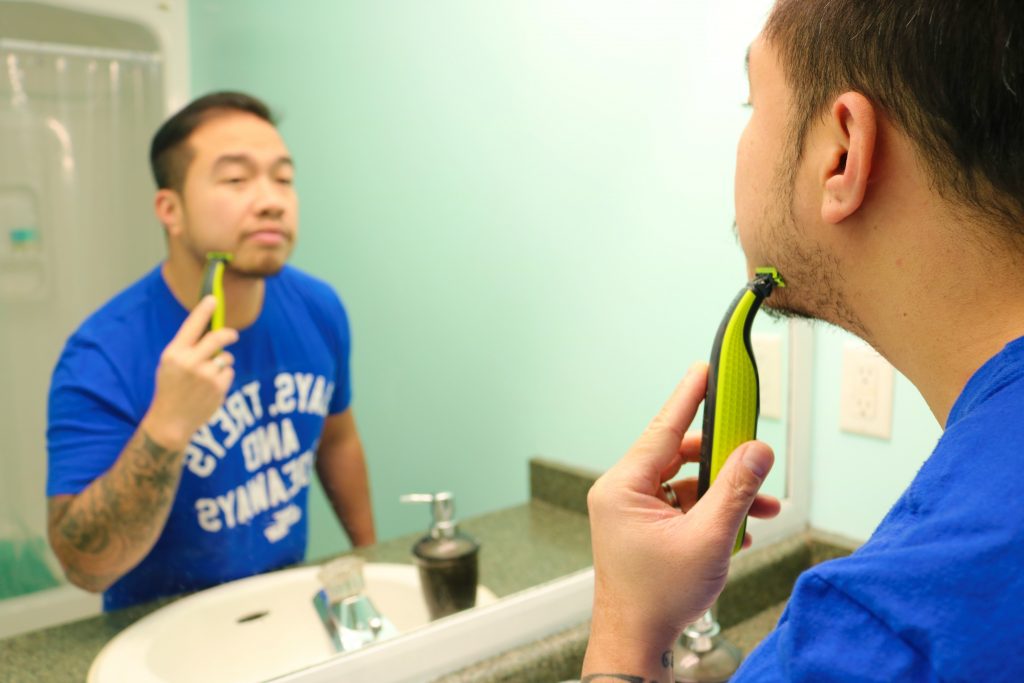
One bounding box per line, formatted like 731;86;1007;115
840;341;894;439
752;332;783;420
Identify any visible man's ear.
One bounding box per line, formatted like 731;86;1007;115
154;188;183;236
821;92;877;224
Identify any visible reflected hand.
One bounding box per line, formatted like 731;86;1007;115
582;363;780;681
143;295;238;450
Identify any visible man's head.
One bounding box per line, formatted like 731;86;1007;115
765;0;1024;232
152;91;297;278
736;0;1024;338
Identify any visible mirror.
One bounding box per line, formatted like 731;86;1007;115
0;0;804;677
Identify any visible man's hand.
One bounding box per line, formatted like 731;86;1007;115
48;296;239;593
582;363;780;682
142;295;238;450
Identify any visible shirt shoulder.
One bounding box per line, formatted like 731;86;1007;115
270;265;344;309
735;574;938;683
265;265;350;345
735;344;1024;681
63;267;183;370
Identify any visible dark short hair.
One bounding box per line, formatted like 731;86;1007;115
149;91;276;192
764;0;1024;234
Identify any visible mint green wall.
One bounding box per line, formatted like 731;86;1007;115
808;327;941;540
189;1;786;559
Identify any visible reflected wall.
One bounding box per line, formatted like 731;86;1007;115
189;0;780;555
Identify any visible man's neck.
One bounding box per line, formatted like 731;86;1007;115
161;257;266;330
848;232;1024;428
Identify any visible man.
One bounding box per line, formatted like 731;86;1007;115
584;1;1024;681
46;92;376;611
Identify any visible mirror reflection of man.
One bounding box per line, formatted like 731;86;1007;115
46;92;376;611
583;0;1024;681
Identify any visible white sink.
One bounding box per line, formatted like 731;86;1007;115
87;563;498;683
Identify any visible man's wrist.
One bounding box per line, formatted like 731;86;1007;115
139;412;192;453
584;607;679;683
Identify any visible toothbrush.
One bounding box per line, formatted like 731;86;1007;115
199;252;232;332
698;266;785;554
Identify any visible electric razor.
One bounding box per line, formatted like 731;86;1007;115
200;252;232;332
698;266;785;554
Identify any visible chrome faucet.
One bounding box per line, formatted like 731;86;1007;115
312;556;390;653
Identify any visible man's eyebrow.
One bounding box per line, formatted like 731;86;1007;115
211;154;294;170
745;46;751;75
212;154;255;171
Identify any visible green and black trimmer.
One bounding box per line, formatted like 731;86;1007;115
200;252;232;332
698;266;786;554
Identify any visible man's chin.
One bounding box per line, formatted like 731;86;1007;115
761;297;818;323
229;256;289;279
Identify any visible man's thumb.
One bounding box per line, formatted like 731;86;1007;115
695;441;774;537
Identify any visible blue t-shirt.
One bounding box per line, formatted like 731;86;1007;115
47;265;352;611
735;337;1024;682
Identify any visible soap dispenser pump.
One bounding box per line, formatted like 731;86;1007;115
400;492;480;620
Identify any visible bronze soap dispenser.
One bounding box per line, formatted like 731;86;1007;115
400;492;480;620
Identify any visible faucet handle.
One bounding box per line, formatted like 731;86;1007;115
317;555;366;603
400;492;457;538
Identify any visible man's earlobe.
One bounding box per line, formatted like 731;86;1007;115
154;189;182;235
821;92;877;224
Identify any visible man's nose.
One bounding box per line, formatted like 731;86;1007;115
252;176;289;216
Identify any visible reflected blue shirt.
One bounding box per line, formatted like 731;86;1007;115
735;337;1024;682
47;265;352;611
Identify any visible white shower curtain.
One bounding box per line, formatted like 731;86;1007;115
0;37;165;600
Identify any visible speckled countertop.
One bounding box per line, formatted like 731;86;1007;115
0;458;853;683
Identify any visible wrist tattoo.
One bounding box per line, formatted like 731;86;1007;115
581;650;674;683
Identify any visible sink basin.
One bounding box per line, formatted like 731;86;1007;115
87;563;498;683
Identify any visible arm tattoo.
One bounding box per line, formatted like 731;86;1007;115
51;429;184;586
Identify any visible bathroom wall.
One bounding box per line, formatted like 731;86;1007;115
808;326;941;540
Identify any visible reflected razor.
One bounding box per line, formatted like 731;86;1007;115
200;252;232;332
698;266;785;554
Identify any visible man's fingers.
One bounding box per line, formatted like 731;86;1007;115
660;478;700;513
692;440;774;542
748;493;782;519
627;364;709;474
191;327;239;361
678;430;703;462
208;351;236;372
170;296;218;347
656;430;701;483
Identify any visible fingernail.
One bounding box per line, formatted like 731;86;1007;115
742;443;771;479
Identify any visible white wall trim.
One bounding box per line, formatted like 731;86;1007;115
746;318;814;549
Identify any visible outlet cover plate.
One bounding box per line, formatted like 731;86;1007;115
752;332;783;420
840;341;894;439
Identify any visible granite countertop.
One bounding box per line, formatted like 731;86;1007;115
0;458;854;683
